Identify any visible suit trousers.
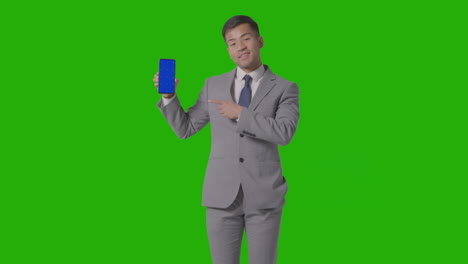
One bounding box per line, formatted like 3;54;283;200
206;185;285;264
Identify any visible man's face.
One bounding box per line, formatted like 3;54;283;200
225;23;264;73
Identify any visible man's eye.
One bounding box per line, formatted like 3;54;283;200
245;38;250;40
230;43;236;46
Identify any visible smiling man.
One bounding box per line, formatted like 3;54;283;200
154;15;300;264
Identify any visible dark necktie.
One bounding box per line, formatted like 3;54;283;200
239;75;252;108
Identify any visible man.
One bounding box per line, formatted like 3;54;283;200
154;15;299;264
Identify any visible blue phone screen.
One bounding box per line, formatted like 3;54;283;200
159;59;175;94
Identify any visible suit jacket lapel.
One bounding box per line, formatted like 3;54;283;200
249;65;276;111
222;65;276;108
224;68;236;102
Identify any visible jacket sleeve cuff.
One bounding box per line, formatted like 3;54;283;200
236;107;256;137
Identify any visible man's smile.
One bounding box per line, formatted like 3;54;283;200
239;52;250;59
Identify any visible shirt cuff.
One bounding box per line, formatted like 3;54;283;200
162;95;176;106
236;109;242;122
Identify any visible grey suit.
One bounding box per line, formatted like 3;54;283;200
157;65;299;263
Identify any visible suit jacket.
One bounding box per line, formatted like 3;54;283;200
157;65;300;210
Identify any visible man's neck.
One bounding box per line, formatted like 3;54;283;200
240;62;263;74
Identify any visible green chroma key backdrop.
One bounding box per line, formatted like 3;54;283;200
1;1;465;263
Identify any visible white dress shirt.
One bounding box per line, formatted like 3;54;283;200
233;64;266;105
161;64;266;121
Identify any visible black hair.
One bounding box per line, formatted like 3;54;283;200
222;15;260;41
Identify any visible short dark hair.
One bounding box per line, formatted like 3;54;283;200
222;15;260;41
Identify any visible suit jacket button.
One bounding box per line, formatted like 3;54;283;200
239;158;244;163
240;134;244;137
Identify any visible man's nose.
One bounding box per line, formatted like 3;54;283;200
238;42;246;51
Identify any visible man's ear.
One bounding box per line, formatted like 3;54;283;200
258;36;264;48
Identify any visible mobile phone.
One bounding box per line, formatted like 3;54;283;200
158;59;176;94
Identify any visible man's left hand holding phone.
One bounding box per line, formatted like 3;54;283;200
154;59;179;99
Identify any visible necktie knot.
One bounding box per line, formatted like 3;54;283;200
244;75;252;83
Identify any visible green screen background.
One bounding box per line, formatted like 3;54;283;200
1;1;465;263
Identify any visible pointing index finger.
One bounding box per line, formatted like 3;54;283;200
208;99;223;105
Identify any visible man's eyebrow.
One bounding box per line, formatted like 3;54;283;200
227;33;253;43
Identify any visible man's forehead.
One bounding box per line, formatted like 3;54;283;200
226;24;253;37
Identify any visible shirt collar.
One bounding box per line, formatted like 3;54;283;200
236;64;265;83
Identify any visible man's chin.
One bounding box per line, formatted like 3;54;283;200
237;62;253;70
